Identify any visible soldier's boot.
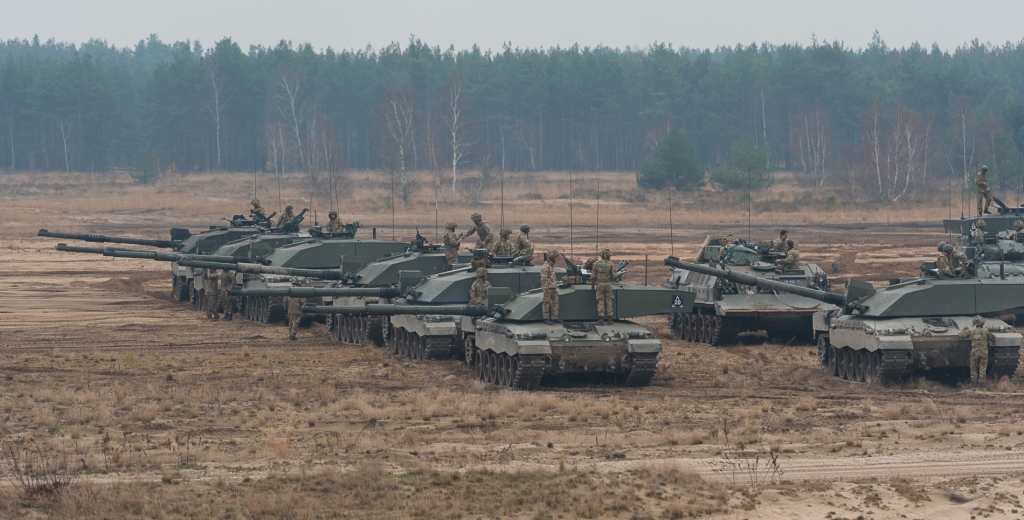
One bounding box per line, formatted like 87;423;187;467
544;320;554;325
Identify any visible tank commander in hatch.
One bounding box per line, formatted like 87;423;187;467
936;243;955;278
773;230;789;252
775;240;800;270
324;209;346;233
275;204;296;228
469;268;491;306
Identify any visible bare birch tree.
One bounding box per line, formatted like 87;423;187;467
792;105;831;186
56;117;72;172
862;101;930;202
275;70;306;171
204;62;230;169
443;71;470;200
380;82;416;202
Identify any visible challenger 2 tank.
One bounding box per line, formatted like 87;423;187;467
666;256;1023;383
303;283;696;389
665;235;837;345
944;197;1024;237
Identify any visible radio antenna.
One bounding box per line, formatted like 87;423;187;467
500;167;505;231
434;167;439;242
253;150;257;201
669;177;675;256
390;169;396;240
948;177;952;242
569;170;574;260
596;178;600;253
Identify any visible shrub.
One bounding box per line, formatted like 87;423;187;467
636;129;703;190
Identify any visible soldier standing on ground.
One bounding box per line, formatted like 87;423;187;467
775;240;800;270
541;250;560;325
513;224;534;264
973;219;987;243
464;213;495;250
286;277;303;340
958;315;994;385
591;249;617;325
936;243;955;278
443;221;461;266
204;268;220;320
976;166;992;216
490;228;514;256
324;209;346;233
773;230;789;252
469;268;491;306
275;204;296;228
219;268;237;320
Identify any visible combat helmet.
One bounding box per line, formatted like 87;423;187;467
942;243;954;253
251;198;260;206
499;227;512;237
471;213;482;221
547;249;560;260
981;165;989;172
977;219;987;228
520;224;530;233
600;249;612;260
328;209;338;218
1015;220;1024;231
445;220;457;230
285;204;294;211
973;315;986;327
290;277;302;286
476;267;488;277
937;241;948;252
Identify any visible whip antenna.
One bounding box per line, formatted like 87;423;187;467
391;169;396;240
596;178;600;253
569;170;574;260
500;167;505;231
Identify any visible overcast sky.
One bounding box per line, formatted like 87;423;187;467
2;0;1021;53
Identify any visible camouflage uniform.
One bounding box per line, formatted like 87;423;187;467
324;212;346;233
972;220;986;243
778;248;800;270
219;269;237;320
469;268;491;306
936;252;954;278
772;237;787;252
464;214;495;249
976;167;992;215
958;316;994;384
204;269;220;319
251;199;266;216
540;251;559;322
591;250;616;323
490;229;514;256
285;278;303;340
512;231;534;260
950;249;969;271
275;207;295;228
1008;220;1024;241
443;221;461;265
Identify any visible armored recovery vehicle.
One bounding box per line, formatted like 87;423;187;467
303;283;696;389
665;236;836;345
666;256;1023;383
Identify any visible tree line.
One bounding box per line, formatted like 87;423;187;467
3;33;1024;201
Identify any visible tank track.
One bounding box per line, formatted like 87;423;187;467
510;355;546;390
991;346;1020;378
822;340;909;383
172;276;189;301
623;353;659;387
329;314;371;345
672;312;740;346
710;318;741;346
265;296;286;323
424;337;454;360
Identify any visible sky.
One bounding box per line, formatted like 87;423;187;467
1;0;1022;53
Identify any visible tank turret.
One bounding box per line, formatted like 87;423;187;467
665;256;845;305
40;229;179;249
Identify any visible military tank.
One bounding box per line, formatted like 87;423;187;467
945;197;1024;238
666;256;1023;383
303;283;696;388
665;235;837;345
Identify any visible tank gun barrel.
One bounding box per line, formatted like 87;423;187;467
177;258;345;280
100;248;236;264
302;303;488;316
665;256;845;305
228;286;400;298
56;243;113;255
40;229;179;249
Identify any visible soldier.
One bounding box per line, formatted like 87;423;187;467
324;209;346;233
204;268;220;320
775;240;800;270
285;277;303;340
773;230;789;252
976;165;992;215
251;198;266;217
591;249;617;325
936;243;955;278
443;220;461;266
464;213;495;249
541;249;560;325
947;243;969;273
718;235;736;261
1007;220;1024;240
972;219;987;243
958;315;994;385
513;224;534;264
490;228;514;256
275;204;296;228
219;268;237;320
469;268;491;306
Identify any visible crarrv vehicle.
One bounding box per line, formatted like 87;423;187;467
665;236;836;345
303;282;696;389
666;256;1023;383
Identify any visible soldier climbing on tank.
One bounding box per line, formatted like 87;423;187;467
775;240;800;270
936;243;955;278
977;165;992;215
324;209;346;233
490;228;513;256
541;249;560;325
443;220;461;266
591;249;617;325
773;230;789;252
972;219;987;243
275;204;296;228
204;268;220;320
286;277;303;340
469;268;491;306
219;267;237;320
958;315;995;385
513;224;534;264
464;213;495;249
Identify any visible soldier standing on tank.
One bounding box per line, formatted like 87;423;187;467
443;220;461;266
204;268;220;320
775;240;800;270
286;277;303;340
490;228;514;256
275;204;296;228
936;243;955;278
773;230;789;252
513;225;534;264
324;209;346;233
469;268;491;306
219;268;237;320
541;249;560;325
958;315;995;385
464;213;495;250
972;219;987;243
591;249;617;325
976;166;992;215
